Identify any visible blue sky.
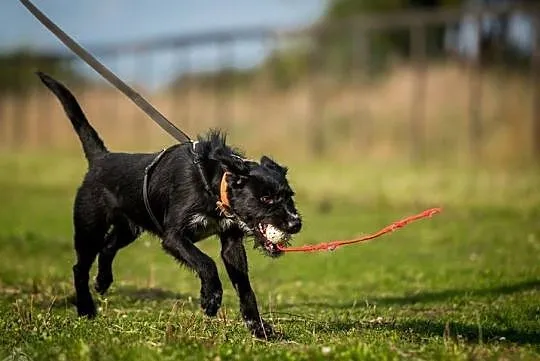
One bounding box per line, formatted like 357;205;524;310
1;0;327;89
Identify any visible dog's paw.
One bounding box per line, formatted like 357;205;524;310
76;298;97;319
246;318;275;340
200;287;222;317
94;273;113;295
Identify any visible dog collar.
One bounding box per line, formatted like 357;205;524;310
216;171;234;218
191;141;237;219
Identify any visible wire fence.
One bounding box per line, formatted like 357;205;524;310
1;3;539;166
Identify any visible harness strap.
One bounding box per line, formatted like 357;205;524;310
143;142;240;234
143;148;168;234
191;141;213;195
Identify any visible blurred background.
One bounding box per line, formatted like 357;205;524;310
1;0;540;209
2;3;540;358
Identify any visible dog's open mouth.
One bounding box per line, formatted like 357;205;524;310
255;223;291;256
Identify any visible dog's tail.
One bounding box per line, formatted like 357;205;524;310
36;72;107;162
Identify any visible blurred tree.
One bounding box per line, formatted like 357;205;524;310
0;50;84;94
169;67;256;91
320;0;466;77
261;44;312;90
326;0;464;19
166;0;534;91
327;0;536;70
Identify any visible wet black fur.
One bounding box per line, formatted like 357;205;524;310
36;72;302;339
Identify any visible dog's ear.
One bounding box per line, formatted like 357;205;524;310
209;147;250;176
260;155;288;176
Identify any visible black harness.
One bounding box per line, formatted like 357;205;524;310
142;147;169;235
190;141;214;198
142;141;236;235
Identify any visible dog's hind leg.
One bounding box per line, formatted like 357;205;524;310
95;218;140;295
73;232;105;318
72;191;107;318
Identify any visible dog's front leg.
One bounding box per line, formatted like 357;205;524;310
162;231;222;317
220;228;274;339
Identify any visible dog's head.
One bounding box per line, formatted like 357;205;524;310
209;142;301;257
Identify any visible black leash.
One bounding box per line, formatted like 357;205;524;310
19;0;192;144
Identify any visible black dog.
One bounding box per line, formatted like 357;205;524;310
37;72;302;339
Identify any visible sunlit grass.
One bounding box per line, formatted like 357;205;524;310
1;153;539;360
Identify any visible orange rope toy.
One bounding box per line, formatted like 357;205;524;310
276;207;442;253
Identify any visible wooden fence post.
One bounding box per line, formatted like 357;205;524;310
352;23;373;152
410;22;428;163
217;35;234;130
468;13;484;163
308;30;325;158
531;11;540;162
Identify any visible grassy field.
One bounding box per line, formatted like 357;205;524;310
0;152;539;360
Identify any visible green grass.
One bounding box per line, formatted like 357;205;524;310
0;153;539;360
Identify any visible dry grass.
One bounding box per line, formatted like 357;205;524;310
0;63;535;165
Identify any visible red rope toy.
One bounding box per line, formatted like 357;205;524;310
277;207;442;253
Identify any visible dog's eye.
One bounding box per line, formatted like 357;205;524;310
260;196;274;204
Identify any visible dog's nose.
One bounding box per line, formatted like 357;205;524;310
287;218;302;234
